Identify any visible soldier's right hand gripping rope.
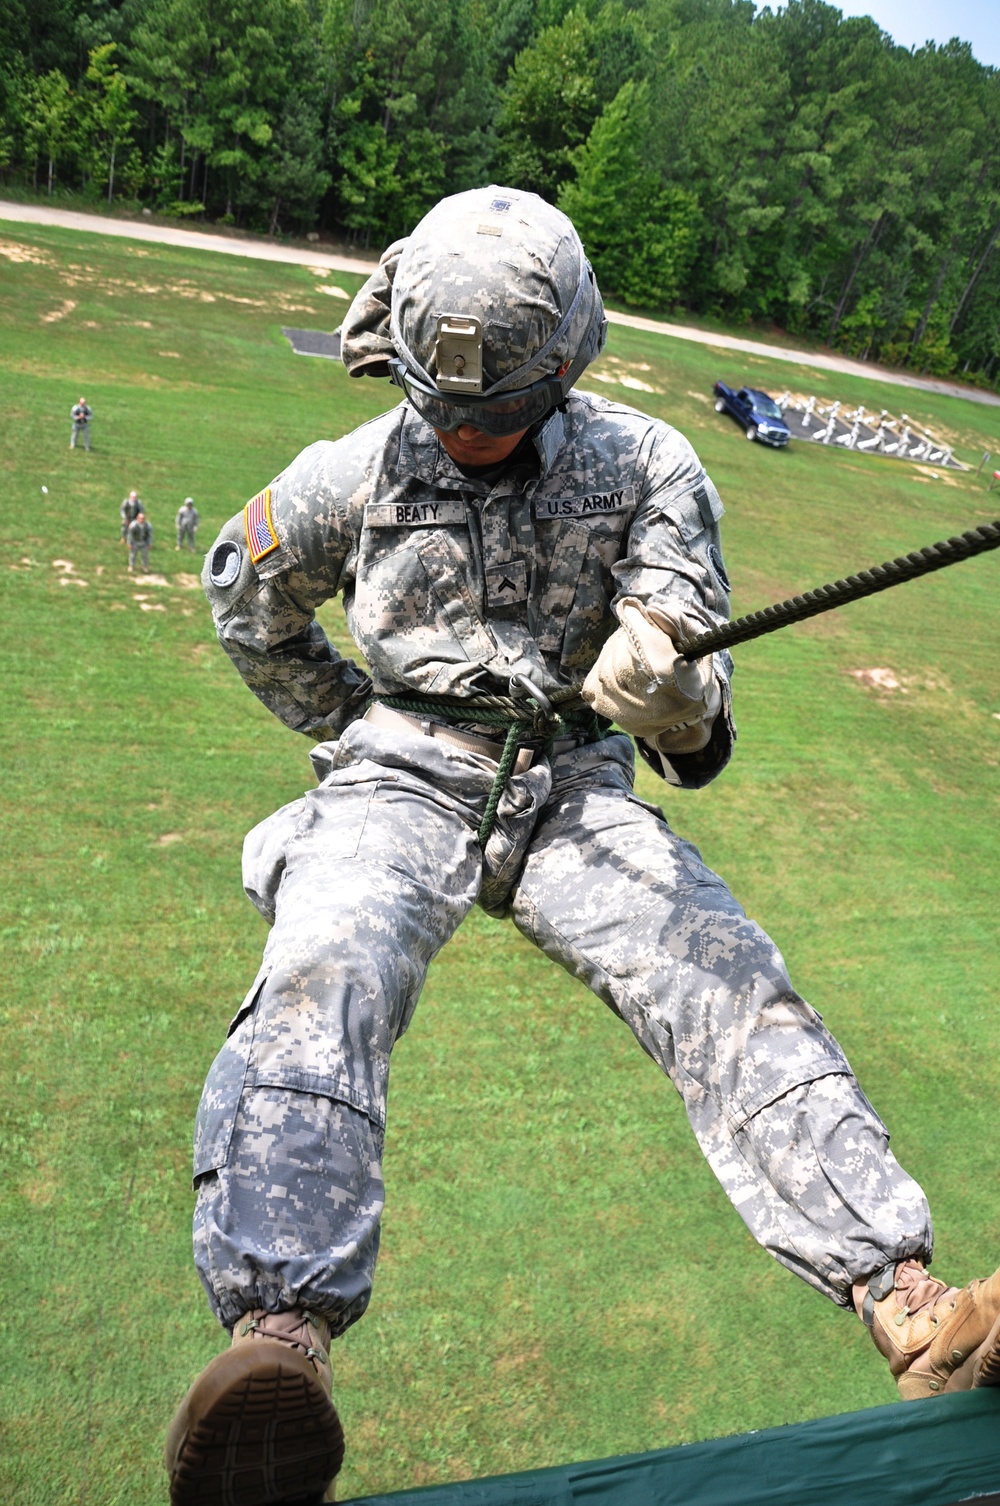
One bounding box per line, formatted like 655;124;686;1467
582;597;722;753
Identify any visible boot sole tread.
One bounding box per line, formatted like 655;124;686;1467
168;1345;344;1506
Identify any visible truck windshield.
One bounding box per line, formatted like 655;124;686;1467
752;394;783;418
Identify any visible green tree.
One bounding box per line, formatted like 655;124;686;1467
84;43;137;202
496;2;649;199
124;0;319;223
23;68;76;194
560;79;700;307
323;0;497;243
261;92;332;236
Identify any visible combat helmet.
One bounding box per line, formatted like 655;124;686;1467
341;186;607;435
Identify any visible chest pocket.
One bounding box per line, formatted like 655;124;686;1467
535;520;588;655
537;515;634;671
352;508;497;684
418;532;497;662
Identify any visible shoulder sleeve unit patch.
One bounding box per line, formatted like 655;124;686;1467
244;488;280;564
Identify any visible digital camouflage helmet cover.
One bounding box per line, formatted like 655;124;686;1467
341;186;607;435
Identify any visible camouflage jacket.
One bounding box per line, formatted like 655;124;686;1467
127;518;153;546
203;393;736;788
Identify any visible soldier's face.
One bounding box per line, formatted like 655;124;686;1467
434;424;529;468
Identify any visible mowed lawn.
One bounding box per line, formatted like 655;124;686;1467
1;220;999;1506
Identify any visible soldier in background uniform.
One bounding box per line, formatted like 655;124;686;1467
166;188;1000;1506
176;498;200;551
127;510;153;572
120;489;143;544
70;396;92;450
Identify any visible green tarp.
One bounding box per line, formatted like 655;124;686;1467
345;1391;1000;1506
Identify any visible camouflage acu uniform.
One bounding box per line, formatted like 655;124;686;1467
128;516;153;570
176;501;200;551
70;401;92;450
120;494;143;539
194;391;932;1337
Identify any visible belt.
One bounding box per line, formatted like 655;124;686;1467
362;703;577;773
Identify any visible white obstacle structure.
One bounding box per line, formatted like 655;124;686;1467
773;394;966;469
834;419;862;449
788;393;818;428
811;401;841;444
856;410;890;452
883;424;912;456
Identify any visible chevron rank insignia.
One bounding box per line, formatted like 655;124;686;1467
244;488;280;563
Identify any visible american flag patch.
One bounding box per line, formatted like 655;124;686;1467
244;488;279;563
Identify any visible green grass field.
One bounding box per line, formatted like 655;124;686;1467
1;219;999;1505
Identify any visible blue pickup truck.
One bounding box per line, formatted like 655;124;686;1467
713;382;791;447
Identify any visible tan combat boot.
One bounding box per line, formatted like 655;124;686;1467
165;1308;345;1505
854;1260;1000;1399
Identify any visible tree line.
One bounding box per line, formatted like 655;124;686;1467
1;0;998;386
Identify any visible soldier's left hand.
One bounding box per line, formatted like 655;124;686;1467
582;598;721;748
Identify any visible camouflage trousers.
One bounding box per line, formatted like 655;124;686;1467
192;717;931;1335
177;524;198;550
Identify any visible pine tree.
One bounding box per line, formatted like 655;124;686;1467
560;80;700;309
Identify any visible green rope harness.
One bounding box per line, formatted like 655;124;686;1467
372;684;606;845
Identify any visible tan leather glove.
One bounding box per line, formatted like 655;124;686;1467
582;599;721;751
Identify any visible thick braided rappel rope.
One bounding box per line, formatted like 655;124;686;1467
372;519;999;841
678;520;1000;662
373;684;597;845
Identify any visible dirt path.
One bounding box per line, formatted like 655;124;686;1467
3;199;999;410
0;199;378;275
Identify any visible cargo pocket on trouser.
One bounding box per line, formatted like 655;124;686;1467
192;967;266;1183
242;798;308;924
242;773;380;925
191;970;387;1332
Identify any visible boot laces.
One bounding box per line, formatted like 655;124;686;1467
238;1308;329;1366
892;1261;952;1319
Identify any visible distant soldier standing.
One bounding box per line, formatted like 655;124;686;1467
120;489;143;544
70;396;93;451
127;510;153;572
176;498;200;552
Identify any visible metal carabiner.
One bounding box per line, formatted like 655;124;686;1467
509;672;556;735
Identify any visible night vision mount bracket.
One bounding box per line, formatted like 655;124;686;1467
434;315;484;393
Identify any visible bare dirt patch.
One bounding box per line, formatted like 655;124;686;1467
0;239;51;265
41;300;76;323
850;667;906;693
585;353;663;395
